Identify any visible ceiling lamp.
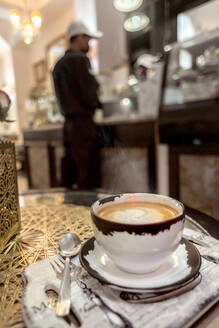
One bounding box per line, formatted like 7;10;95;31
9;9;20;27
113;0;143;13
21;19;34;44
9;3;42;45
124;13;150;32
31;11;42;28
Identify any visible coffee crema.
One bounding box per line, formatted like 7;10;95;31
97;201;179;224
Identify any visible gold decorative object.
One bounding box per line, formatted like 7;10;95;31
0;139;20;253
0;203;93;328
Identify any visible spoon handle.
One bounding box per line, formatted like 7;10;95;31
201;254;219;264
56;256;71;316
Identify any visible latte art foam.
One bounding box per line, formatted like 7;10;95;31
97;201;179;224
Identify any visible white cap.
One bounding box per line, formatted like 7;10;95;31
67;21;103;40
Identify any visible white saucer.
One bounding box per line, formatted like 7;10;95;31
79;237;201;292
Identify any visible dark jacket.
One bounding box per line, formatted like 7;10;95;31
52;49;100;118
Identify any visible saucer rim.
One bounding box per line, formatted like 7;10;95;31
79;237;201;292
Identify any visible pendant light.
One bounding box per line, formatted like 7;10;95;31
113;0;143;13
124;13;150;32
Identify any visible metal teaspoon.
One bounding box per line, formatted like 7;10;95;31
56;233;81;317
201;254;219;264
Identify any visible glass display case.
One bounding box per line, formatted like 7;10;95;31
163;28;219;108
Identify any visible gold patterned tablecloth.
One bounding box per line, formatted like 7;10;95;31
0;204;93;328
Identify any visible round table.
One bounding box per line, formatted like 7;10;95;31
0;189;219;328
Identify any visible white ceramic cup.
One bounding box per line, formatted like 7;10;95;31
91;193;185;274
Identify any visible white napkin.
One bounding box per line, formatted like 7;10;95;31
22;228;219;328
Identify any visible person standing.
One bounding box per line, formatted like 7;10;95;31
52;21;103;189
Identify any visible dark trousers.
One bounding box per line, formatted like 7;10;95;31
61;116;100;189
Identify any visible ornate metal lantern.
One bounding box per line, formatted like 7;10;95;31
0;139;20;252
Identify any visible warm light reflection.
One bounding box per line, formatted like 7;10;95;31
58;195;65;204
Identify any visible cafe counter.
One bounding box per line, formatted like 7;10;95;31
23;114;157;192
